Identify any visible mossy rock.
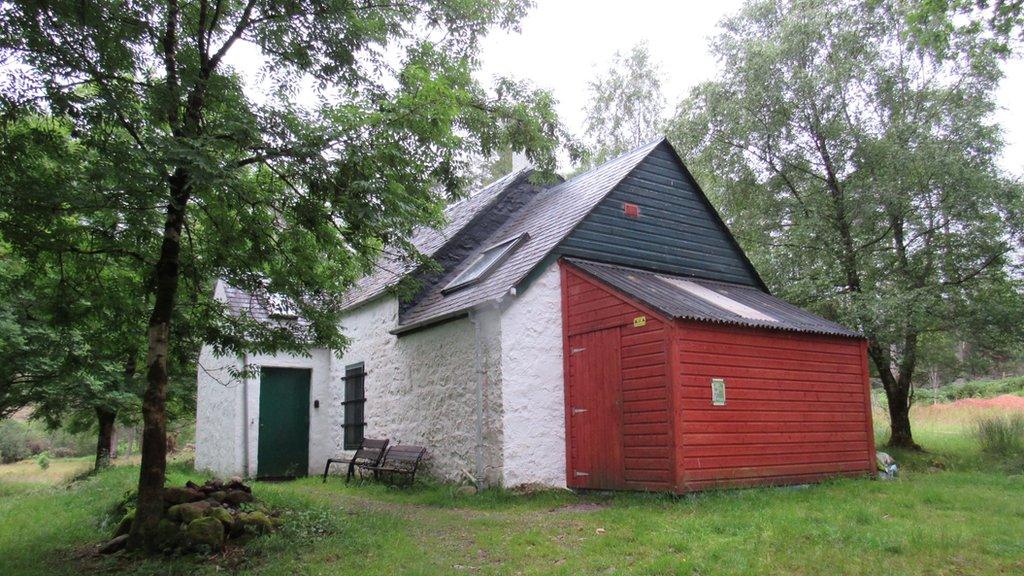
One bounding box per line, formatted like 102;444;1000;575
206;506;234;528
167;501;211;524
238;511;274;534
209;490;227;503
163;487;204;505
114;509;135;538
154;518;186;551
186;516;225;551
223;490;254;506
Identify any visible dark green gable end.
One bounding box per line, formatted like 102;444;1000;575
557;141;766;290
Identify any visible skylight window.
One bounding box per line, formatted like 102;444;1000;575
442;233;529;294
658;276;778;322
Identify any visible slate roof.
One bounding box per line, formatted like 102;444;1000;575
568;259;861;338
219;137;859;339
222;283;306;327
341;168;533;309
394;139;663;331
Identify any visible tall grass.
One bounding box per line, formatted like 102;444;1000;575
974;414;1024;457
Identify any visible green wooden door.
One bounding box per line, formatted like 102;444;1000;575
257;367;311;478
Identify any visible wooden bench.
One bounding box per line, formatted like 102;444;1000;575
322;438;389;483
360;444;427;487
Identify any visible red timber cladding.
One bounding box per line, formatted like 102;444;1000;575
561;263;676;490
674;321;875;491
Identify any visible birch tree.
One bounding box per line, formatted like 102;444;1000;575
671;0;1024;448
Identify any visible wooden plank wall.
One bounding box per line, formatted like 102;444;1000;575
563;265;676;490
558;142;762;287
675;321;875;491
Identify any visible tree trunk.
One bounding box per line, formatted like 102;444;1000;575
886;391;915;448
127;173;190;551
95;407;117;470
883;379;917;449
869;342;920;450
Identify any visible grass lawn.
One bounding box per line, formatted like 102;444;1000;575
0;455;94;489
1;405;1022;575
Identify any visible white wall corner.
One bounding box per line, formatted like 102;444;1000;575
499;261;567;488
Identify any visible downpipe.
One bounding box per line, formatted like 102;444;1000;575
468;310;486;487
241;352;250;478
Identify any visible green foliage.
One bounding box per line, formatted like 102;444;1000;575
908;0;1024;56
915;374;1024;403
0;419;92;464
35;453;49;470
0;115;156;448
669;0;1024;445
582;42;665;167
0;0;578;536
0;0;579;365
974;414;1024;456
0;420;40;463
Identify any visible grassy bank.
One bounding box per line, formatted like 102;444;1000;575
1;404;1022;575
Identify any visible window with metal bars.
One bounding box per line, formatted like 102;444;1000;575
342;363;366;450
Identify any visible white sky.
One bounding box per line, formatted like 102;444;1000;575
477;0;1024;174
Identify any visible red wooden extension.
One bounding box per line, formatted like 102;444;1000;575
560;260;876;493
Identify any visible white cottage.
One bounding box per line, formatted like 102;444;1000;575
194;138;872;491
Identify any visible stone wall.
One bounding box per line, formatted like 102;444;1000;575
196;268;565;488
330;297;503;484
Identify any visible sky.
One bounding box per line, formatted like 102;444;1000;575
476;0;1024;174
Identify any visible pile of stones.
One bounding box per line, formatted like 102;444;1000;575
101;478;280;554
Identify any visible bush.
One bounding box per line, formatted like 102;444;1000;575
0;419;93;463
47;428;93;457
37;453;50;470
921;375;1024;403
0;420;47;463
974;414;1024;457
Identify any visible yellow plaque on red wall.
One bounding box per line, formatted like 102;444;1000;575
633;316;647;328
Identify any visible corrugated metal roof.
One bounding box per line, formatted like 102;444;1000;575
395;139;663;331
568;259;861;338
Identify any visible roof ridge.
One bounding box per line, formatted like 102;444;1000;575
444;167;530;213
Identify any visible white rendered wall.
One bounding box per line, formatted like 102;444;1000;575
195;282;332;478
499;260;567;488
329;298;504;484
194;343;245;477
194;343;331;478
195;287;502;482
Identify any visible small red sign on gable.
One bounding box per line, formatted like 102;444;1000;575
623;202;640;218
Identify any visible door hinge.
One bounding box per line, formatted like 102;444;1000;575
574;470;590;477
571;347;586;354
571;407;588;415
